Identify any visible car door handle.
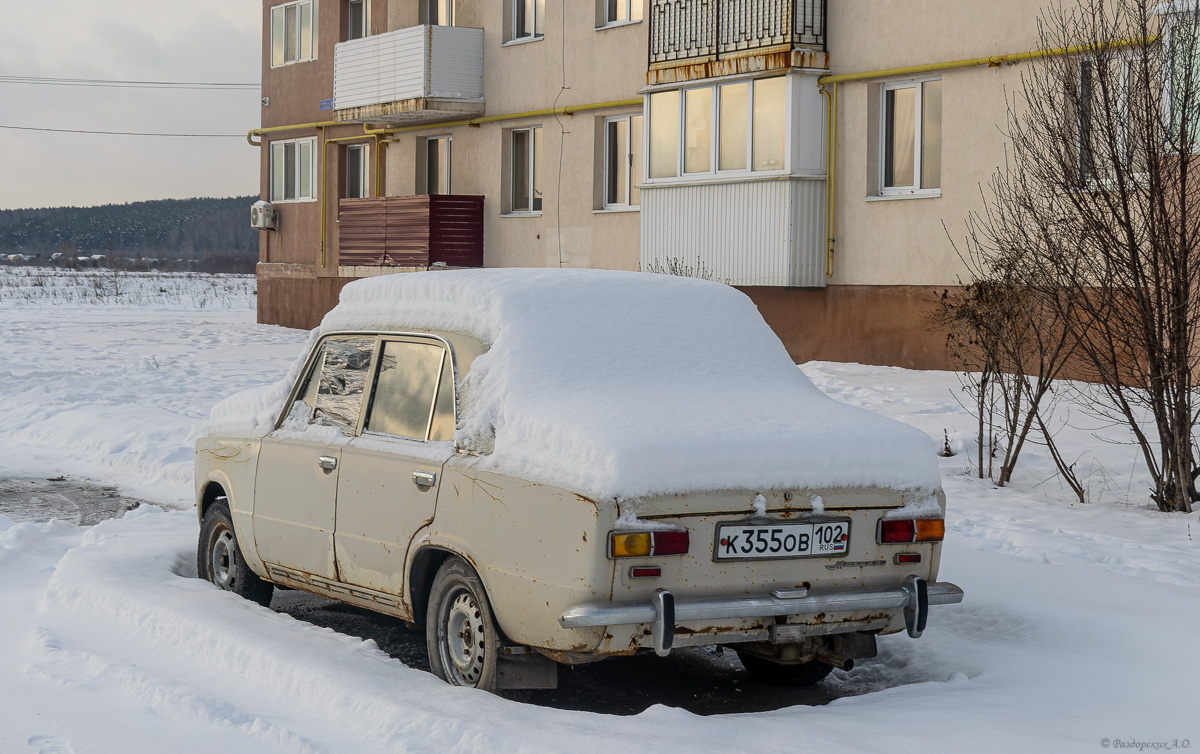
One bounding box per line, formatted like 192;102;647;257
412;470;437;488
317;456;338;472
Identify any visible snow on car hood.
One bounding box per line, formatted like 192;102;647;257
206;268;940;500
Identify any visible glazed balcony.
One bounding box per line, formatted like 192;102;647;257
333;25;484;125
648;0;827;82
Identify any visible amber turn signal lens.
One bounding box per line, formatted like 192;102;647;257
608;530;690;558
914;519;945;542
610;532;652;558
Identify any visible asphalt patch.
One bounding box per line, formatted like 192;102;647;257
0;476;142;525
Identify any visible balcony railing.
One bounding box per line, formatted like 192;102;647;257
649;0;825;66
338;195;483;268
333;25;484;124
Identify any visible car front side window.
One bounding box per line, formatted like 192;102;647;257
364;340;452;441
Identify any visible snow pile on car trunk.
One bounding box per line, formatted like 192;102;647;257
209;268;940;500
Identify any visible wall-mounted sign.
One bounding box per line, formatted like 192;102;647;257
319;98;334;111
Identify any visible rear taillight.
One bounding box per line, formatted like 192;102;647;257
609;530;690;558
878;519;945;544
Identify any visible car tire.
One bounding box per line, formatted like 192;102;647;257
426;558;501;691
737;651;835;687
197;499;274;607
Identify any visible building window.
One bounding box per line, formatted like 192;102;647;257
346;144;368;199
425;136;452;194
684;88;714;174
271;0;316;67
510;127;542;213
512;0;545;42
270;137;317;202
426;0;456;26
347;0;366;40
648;76;788;180
752;77;786;171
604;114;643;208
648;90;680;178
718;82;748;171
1076;53;1151;183
601;0;643;26
1168;19;1200;146
881;78;941;194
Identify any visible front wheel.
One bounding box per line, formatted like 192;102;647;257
737;651;835;687
197;499;274;607
426;558;500;691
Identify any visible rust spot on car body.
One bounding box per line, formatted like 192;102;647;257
672;625;731;637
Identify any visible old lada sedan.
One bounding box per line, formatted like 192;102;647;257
195;268;962;691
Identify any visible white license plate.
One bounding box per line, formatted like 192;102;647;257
714;521;850;560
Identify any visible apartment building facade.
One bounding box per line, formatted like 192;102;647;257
254;0;1054;369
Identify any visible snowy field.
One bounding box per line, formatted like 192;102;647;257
0;268;1196;753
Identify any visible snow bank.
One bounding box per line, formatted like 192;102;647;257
210;269;940;500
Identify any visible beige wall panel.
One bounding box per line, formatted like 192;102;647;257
829;33;1038;286
828;0;1053;71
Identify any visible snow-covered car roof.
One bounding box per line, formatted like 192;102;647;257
206;268;940;500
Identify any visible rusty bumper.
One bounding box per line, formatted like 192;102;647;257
559;577;964;656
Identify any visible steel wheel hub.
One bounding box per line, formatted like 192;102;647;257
210;528;235;590
444;590;485;684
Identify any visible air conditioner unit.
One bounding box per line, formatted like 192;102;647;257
250;200;276;230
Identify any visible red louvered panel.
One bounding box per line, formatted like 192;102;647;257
429;195;484;268
337;195;483;269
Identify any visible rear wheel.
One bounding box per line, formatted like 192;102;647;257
426;558;500;691
737;651;835;687
197;500;274;607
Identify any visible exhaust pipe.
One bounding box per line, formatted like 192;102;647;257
815;647;855;671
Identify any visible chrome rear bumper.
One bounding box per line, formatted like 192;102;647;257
559;577;964;656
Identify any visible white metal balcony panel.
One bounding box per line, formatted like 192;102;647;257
640;177;826;287
334;25;483;110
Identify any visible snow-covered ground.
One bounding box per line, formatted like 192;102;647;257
1;269;1196;753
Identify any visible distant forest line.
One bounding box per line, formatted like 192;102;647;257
0;196;258;273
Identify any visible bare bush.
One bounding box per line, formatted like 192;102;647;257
966;0;1200;512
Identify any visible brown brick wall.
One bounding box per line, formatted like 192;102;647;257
740;285;953;372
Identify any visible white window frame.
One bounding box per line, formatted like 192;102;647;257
347;0;367;40
879;77;941;197
644;75;791;184
269;136;318;203
345;143;369;199
508;126;542;215
1075;52;1150;186
1159;10;1200;155
598;0;643;28
510;0;545;43
426;0;456;26
425;135;452;195
271;0;318;67
603;114;642;210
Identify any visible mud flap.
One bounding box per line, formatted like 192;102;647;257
496;649;558;690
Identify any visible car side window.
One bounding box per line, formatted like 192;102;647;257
365;340;454;441
311;336;376;431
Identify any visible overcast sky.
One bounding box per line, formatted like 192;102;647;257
0;1;260;210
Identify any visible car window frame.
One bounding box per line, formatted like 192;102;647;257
273;330;467;446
